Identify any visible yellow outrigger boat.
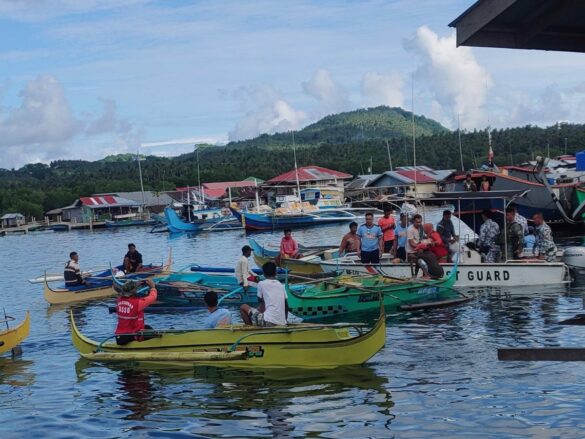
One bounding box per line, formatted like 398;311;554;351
70;309;386;369
0;312;30;355
44;251;172;305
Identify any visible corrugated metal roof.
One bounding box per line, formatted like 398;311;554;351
79;196;140;208
1;213;25;219
267;166;352;184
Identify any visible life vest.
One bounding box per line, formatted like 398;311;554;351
115;296;145;335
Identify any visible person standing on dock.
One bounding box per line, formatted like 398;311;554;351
378;208;396;254
235;245;258;291
478;210;500;263
532;213;557;262
64;252;88;287
339;222;360;256
115;279;157;345
124;243;143;273
357;212;384;264
392;213;409;262
499;207;524;260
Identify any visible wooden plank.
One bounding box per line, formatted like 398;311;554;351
498;347;585;361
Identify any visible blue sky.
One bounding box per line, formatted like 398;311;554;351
1;0;584;168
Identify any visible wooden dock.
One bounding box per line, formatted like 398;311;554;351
0;221;106;235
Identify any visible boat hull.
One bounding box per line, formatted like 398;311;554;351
287;272;457;319
0;312;30;355
231;208;355;231
320;259;570;288
70;311;385;369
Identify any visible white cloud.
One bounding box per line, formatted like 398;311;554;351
302;69;350;116
404;26;493;129
361;71;404;108
86;98;132;135
228;85;306;141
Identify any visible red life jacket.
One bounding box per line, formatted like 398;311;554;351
115;296;145;335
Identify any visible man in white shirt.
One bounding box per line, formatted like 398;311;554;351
240;262;288;327
235;245;258;291
406;214;424;259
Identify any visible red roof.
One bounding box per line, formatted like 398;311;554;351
395;170;436;184
267;166;352;184
79;196;139;208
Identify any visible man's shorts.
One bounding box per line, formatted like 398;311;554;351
248;308;278;327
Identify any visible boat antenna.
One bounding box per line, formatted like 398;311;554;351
195;144;202;204
292;131;302;209
457;113;464;171
386;139;393;171
411;74;417;198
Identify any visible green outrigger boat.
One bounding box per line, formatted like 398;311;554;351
286;268;465;320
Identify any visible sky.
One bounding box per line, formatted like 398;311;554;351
1;0;584;169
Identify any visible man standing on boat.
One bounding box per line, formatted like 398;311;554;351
64;251;88;287
115;279;157;345
406;214;425;262
123;243;143;273
357;212;384;264
339;222;360;256
437;210;458;261
378;208;396;255
532;213;557;262
478;210;500;263
240;262;288;327
235;245;258;291
499;207;524;260
463;173;477;191
392;213;409;262
510;205;529;236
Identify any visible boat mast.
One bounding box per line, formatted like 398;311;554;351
254;178;260;213
292;131;302;207
195;145;202;205
411;76;417;198
386;139;393;171
137;146;146;213
457;113;464;171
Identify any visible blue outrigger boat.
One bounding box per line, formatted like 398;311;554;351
230;207;356;231
164;208;242;233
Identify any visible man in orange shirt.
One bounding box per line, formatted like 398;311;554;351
378;208;396;255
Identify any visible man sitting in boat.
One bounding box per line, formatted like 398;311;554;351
123;243;143;273
240;262;288;327
203;291;232;328
422;223;448;262
392;213;409;261
478;209;500;263
115;278;157;345
357;212;384;264
64;252;88;287
235;245;258;291
339;222;360;256
499;207;524;261
532;213;557;262
278;229;302;265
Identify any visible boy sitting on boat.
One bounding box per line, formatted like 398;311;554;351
123;243;143;273
240;262;288;327
278;229;302;264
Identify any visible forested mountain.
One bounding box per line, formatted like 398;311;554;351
228;106;447;149
1;106;584;219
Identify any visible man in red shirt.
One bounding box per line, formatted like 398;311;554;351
279;229;301;260
378;208;396;255
115;278;158;345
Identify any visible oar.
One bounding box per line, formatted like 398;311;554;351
3;308;9;331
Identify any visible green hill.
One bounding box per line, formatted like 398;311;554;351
227;106;449;149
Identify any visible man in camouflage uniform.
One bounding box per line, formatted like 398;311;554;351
478;209;500;263
532;212;557;262
499;207;524;261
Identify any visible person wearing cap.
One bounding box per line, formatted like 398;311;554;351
235;245;258;291
437;210;458;261
115;278;157;345
378;208;396;255
123;243;143;273
203;291;232;328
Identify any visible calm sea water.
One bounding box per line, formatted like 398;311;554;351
1;225;585;438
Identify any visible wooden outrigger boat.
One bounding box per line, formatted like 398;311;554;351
44;251;173;305
70;308;386;369
249;238;335;275
0;312;30;355
286;268;463;320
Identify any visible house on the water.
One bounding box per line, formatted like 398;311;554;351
0;213;25;228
